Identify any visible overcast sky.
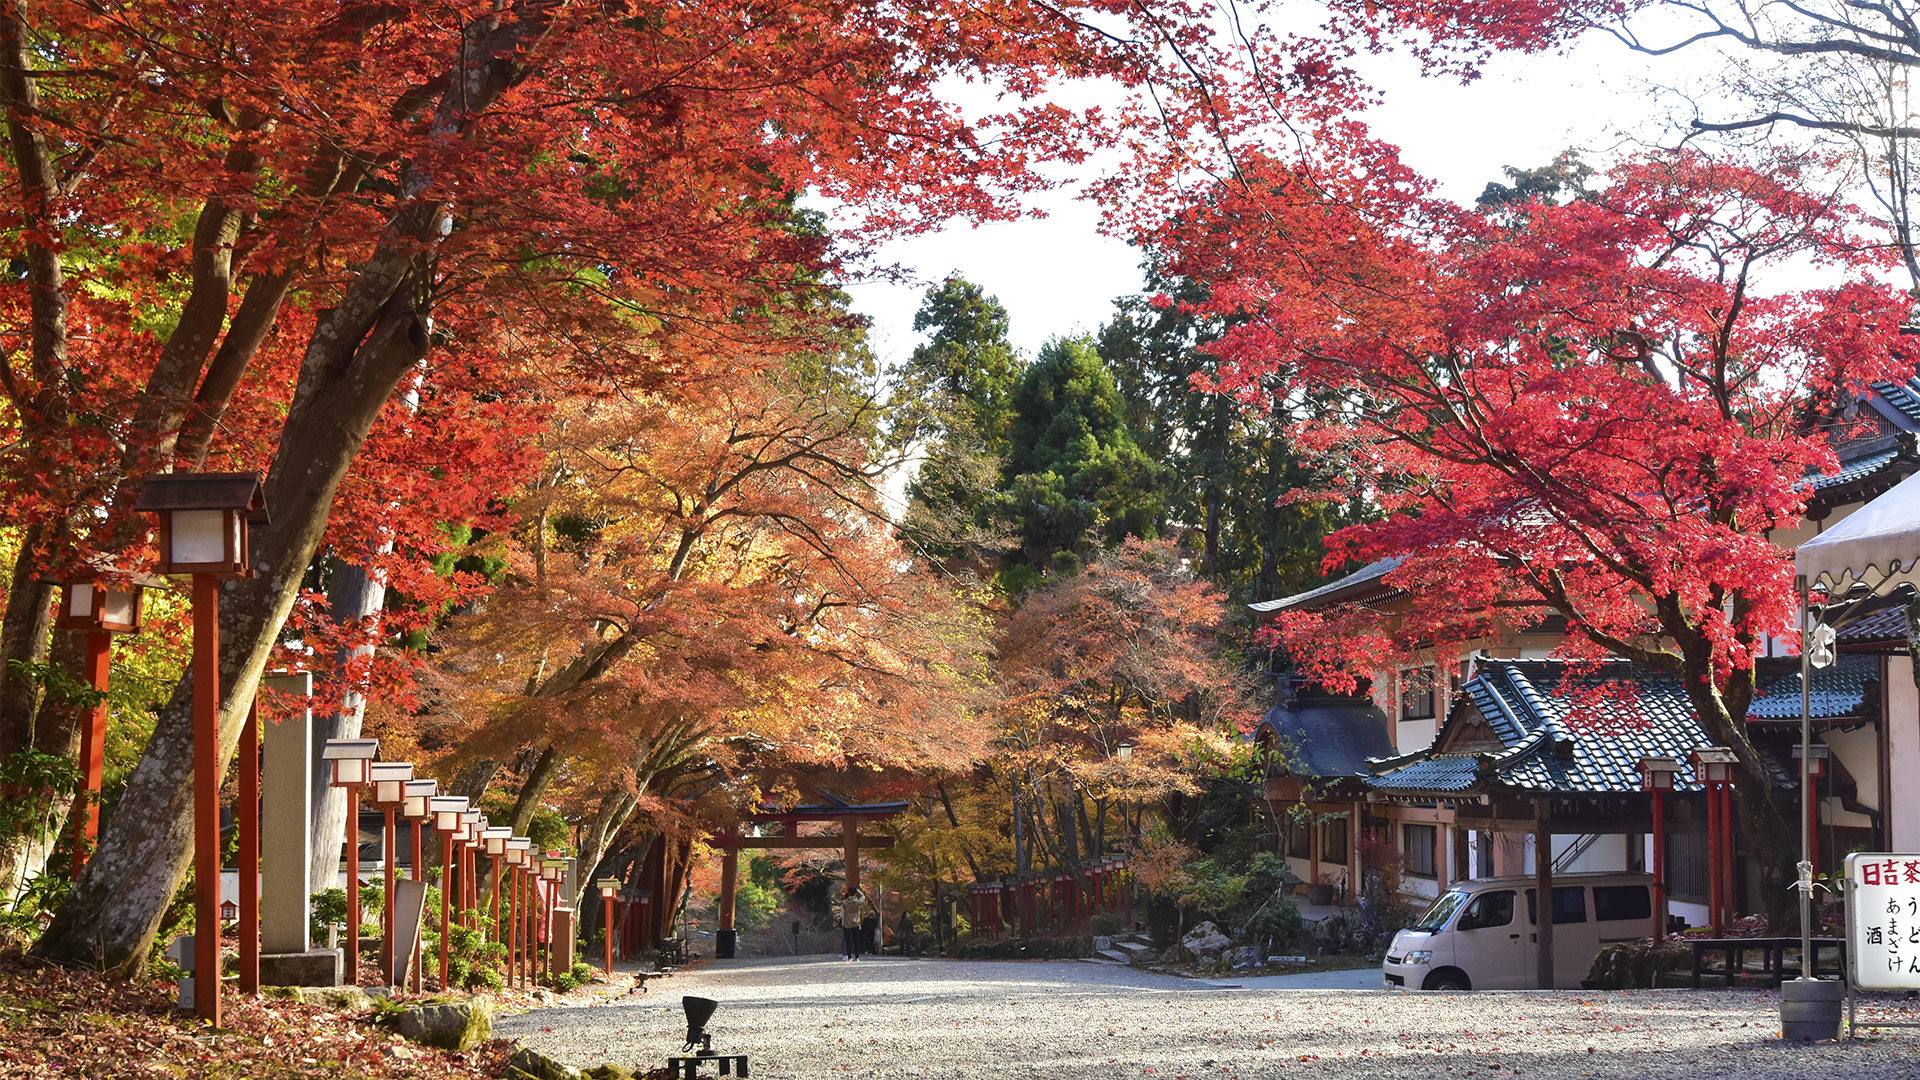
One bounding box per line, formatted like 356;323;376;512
833;12;1718;368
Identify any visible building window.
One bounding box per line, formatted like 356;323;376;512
1401;667;1436;720
1321;817;1349;865
1404;823;1437;878
1286;815;1311;860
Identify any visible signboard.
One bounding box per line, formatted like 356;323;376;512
1845;852;1920;990
391;879;429;988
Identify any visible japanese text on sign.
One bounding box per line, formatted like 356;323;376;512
1847;853;1920;990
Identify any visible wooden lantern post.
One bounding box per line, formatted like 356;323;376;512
133;472;265;1025
1639;756;1682;940
369;761;413;984
402;778;436;993
55;573;149;879
430;795;469;989
321;738;377;985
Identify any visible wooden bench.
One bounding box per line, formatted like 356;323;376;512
1689;937;1845;988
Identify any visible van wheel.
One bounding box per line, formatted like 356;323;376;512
1422;968;1471;992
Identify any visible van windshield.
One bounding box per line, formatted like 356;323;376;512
1411;890;1469;932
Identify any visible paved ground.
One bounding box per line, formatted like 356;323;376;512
498;955;1920;1079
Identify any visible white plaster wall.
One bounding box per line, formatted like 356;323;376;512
1395;717;1439;755
1891;657;1920;852
1560;833;1629;874
1823;726;1879;813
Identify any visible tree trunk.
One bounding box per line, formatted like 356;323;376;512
506;744;563;836
0;629;90;900
568;781;643;912
306;560;388;897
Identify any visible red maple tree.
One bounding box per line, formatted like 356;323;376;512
1151;147;1910;880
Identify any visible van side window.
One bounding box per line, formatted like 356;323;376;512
1593;885;1652;921
1525;886;1589;924
1457;890;1514;931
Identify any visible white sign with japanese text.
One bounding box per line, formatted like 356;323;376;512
1845;852;1920;990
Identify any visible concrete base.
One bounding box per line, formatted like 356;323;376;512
1780;977;1844;1042
260;948;342;987
553;908;576;971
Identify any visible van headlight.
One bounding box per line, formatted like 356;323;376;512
1402;950;1432;965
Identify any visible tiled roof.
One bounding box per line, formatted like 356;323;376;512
1367;753;1484;793
1256;697;1395;779
1369;661;1723;797
1838;604;1908;642
1746;654;1878;721
1872;379;1920;429
1806;447;1901;491
1250;555;1404;613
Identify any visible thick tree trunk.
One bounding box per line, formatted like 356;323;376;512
33;298;432;969
307;560;388;896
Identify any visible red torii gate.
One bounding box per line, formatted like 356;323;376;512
712;794;907;954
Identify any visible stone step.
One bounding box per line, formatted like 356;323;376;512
1116;940;1152;953
1096;949;1133;965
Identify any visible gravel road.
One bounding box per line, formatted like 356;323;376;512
496;955;1920;1079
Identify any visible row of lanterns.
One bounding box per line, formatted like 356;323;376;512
319;737;574;993
57;471;617;1022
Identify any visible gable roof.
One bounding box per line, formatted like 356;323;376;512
1367;661;1731;797
1254;694;1395;780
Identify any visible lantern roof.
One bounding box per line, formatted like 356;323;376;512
320;738;378;760
131;471;266;515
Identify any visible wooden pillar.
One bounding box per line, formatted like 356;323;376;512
1534;801;1554;990
1436;821;1449;894
191;574;222;1025
843;823;860;896
718;846;739;931
69;631;111;879
1352;801;1364;902
1309;806;1321;892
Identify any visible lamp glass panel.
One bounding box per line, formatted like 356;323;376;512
333;758;367;786
100;588;134;626
67;584;93;618
435;811;460;830
170;509;231;564
404;796;426;817
375;780;404;803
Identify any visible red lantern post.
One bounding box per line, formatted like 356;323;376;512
133;472;265;1024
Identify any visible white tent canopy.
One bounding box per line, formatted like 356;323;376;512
1796;468;1920;594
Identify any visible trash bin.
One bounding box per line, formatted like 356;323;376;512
716;928;737;959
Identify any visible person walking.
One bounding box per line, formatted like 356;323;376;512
897;910;915;957
861;907;880;959
839;887;866;961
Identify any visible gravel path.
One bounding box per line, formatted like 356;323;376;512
497;956;1920;1079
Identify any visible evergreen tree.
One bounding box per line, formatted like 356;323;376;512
1002;336;1163;579
1097;269;1353;607
896;278;1025;567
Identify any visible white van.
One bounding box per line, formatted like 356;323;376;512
1381;872;1657;991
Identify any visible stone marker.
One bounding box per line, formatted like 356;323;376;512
391;877;428;987
259;671;342;987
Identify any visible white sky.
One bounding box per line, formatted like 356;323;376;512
835;12;1722;367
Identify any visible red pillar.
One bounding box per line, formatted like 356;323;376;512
382;805;398;983
191;574;221;1025
439;831;453;989
69;631;111;879
1651;786;1667;939
238;701;259;994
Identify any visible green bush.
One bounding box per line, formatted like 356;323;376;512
1089;912;1125;935
1245;896;1306;951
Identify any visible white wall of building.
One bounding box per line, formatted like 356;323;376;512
1890;657;1920;852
